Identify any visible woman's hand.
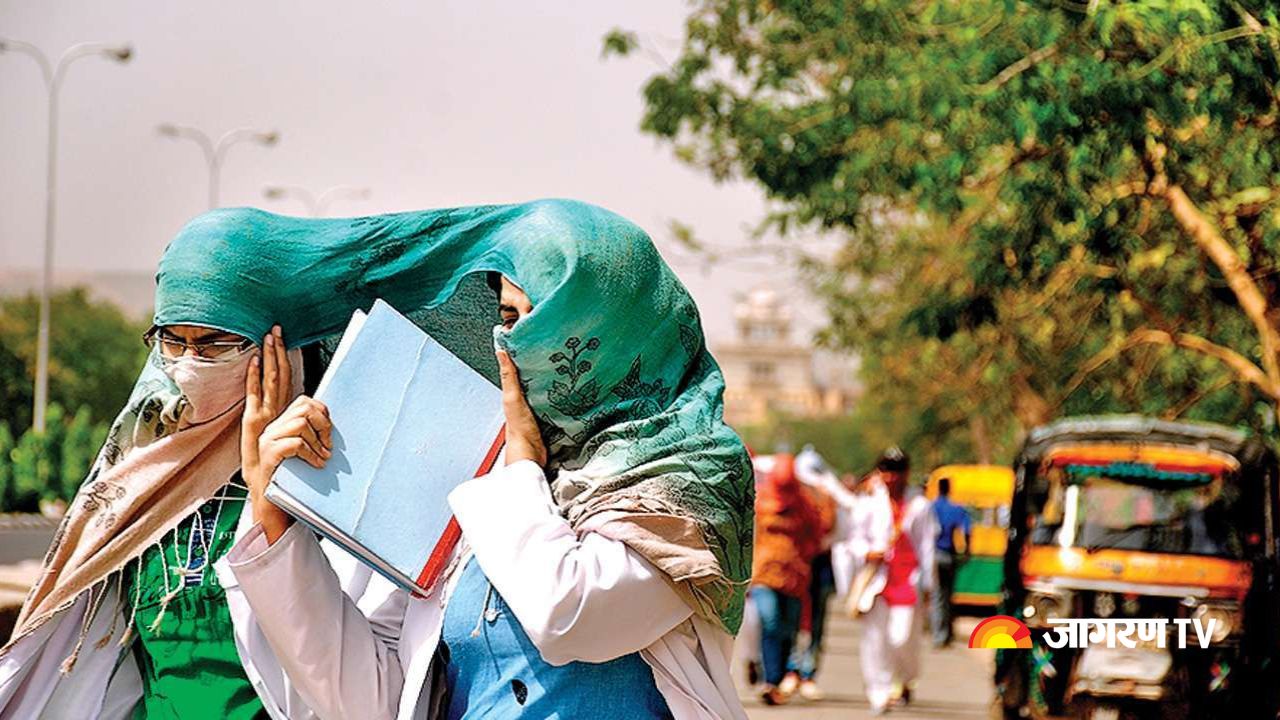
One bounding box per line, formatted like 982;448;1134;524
497;349;547;467
241;325;332;543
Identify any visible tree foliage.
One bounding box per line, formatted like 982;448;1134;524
0;287;148;433
10;403;63;511
0;423;13;511
0;288;143;510
609;0;1280;461
61;406;100;502
0;403;107;512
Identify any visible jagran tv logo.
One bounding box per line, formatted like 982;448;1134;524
967;615;1221;650
969;615;1033;649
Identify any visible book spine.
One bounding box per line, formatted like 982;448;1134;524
414;426;506;592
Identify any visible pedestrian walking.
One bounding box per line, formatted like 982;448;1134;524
779;445;842;701
846;447;936;715
930;476;971;648
749;453;828;706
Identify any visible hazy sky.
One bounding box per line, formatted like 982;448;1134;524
0;1;832;345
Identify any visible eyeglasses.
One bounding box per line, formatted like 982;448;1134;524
143;328;254;359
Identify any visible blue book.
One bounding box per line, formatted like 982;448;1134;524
266;299;505;595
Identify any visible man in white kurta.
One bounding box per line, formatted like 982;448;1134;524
846;450;936;715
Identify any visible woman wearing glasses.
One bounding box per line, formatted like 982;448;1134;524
0;313;299;719
121;325;271;718
144;325;257;359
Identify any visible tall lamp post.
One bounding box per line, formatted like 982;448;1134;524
157;124;279;209
262;184;371;217
0;38;133;433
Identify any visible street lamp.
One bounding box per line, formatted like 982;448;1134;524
262;184;371;217
0;38;133;433
157;124;279;210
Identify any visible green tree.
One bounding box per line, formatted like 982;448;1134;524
2;403;106;511
608;0;1280;460
738;411;876;474
0;343;30;433
60;406;103;501
10;415;56;509
0;422;13;510
0;287;150;434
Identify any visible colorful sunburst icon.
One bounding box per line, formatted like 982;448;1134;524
968;615;1033;649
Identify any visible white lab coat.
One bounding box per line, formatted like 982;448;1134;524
222;459;747;720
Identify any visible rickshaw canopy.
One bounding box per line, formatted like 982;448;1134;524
927;465;1015;508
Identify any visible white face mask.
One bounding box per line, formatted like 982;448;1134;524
161;345;255;424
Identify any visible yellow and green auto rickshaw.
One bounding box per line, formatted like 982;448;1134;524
992;416;1280;720
925;464;1014;608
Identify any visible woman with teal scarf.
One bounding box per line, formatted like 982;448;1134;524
161;198;757;719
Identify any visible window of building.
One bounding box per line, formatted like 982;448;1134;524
746;324;778;343
749;361;777;386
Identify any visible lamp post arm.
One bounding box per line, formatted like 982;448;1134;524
263;185;317;215
212;128;279;208
214;128;265;165
315;185;370;216
158;124;216;207
51;42;126;90
0;38;52;86
160;126;213;165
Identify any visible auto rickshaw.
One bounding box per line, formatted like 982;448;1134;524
992;416;1280;720
926;464;1015;608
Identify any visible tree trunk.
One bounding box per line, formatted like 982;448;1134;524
1011;373;1053;430
969;414;994;464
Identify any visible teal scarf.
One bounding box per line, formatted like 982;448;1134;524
154;199;753;632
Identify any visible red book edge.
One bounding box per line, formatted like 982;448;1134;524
414;425;506;593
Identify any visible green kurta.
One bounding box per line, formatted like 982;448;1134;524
122;484;267;720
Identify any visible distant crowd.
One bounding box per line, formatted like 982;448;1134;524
744;446;969;715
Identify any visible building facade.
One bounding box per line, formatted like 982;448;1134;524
713;288;856;428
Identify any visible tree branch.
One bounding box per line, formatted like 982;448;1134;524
1160;183;1280;390
1060;337;1130;401
1061;327;1280;402
973;43;1059;94
1231;1;1280;67
1162;375;1235;420
1132;25;1267;79
1129;328;1280;400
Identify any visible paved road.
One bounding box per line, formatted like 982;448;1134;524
740;609;995;719
0;515;56;565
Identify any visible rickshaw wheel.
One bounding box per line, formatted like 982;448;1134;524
991;657;1037;720
1072;699;1122;720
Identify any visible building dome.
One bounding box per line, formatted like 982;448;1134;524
735;287;791;324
